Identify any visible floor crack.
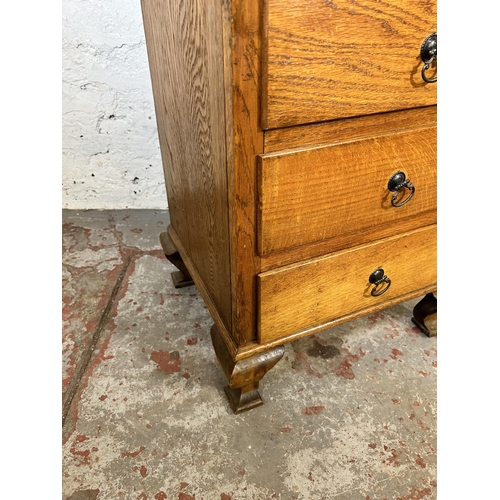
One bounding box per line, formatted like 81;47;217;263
62;253;136;427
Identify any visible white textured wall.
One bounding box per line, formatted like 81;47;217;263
62;0;167;209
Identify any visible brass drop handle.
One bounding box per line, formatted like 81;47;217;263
388;171;415;207
369;268;391;297
420;33;437;83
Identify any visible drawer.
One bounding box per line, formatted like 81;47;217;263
262;0;437;129
258;225;436;344
258;126;436;256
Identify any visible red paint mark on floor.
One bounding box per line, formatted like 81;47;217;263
368;443;377;449
334;352;359;379
221;494;232;500
69;435;92;466
155;492;167;500
417;420;431;431
383;449;402;466
130;228;143;233
137;494;147;500
187;338;198;345
383;322;402;339
150;350;181;374
238;469;245;476
180;482;189;490
121;445;146;458
396;487;432;500
179;493;195;500
390;348;403;359
368;311;385;324
415;455;426;468
280;427;292;433
134;465;148;478
303;406;324;415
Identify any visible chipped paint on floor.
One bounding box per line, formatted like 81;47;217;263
62;210;437;500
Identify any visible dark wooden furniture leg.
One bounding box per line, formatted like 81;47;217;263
159;231;194;288
210;325;285;414
411;292;437;337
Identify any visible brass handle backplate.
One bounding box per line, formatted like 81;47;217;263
388;171;415;207
420;33;437;83
369;268;391;297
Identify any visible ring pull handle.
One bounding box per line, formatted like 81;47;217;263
422;62;436;84
388;171;415;207
420;33;437;83
369;268;391;297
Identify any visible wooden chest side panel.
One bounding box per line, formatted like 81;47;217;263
258;126;436;255
258;225;437;343
141;0;232;330
262;0;437;129
225;0;265;345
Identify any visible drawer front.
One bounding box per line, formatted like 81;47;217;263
258;126;436;256
262;0;437;129
258;225;436;343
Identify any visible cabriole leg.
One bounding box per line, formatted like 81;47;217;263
412;292;437;338
210;325;284;414
159;231;194;288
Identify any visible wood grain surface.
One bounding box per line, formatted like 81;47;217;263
238;284;435;359
262;0;437;129
142;0;438;361
264;106;436;153
141;0;232;330
167;225;238;360
258;225;437;343
225;0;265;344
258;126;436;255
259;209;436;271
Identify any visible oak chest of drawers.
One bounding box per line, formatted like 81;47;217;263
141;0;437;413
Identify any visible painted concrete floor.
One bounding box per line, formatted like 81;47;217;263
62;210;437;500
